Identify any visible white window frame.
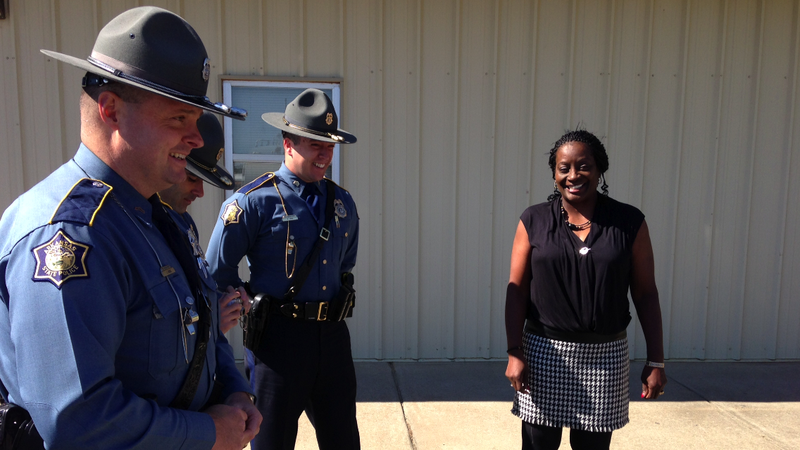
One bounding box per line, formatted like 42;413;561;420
220;78;343;195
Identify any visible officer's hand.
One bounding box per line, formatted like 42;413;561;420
236;286;252;315
224;391;262;443
206;403;248;450
218;286;243;334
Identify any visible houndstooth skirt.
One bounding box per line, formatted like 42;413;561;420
511;332;630;432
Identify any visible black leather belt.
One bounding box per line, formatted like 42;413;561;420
269;299;349;322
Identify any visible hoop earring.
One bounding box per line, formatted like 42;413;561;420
547;180;561;202
600;174;609;196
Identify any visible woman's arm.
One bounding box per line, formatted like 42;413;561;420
629;219;668;399
505;220;532;392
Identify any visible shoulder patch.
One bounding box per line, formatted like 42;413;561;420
49;178;113;226
32;229;91;289
237;172;275;195
221;200;243;226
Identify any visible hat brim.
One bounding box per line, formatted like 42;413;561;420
186;158;235;190
41;49;247;121
261;112;357;144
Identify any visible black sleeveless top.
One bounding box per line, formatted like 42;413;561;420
521;196;644;335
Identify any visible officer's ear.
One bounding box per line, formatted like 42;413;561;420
96;91;122;129
284;137;294;157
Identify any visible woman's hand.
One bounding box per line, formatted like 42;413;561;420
506;349;530;393
640;366;667;399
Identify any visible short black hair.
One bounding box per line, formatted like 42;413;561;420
547;128;610;200
281;131;301;145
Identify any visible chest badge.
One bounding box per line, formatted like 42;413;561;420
32;230;90;288
221;200;243;226
187;224;205;258
334;199;347;218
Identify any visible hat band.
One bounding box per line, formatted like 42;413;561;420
283;117;344;142
187;156;218;173
87;55;209;102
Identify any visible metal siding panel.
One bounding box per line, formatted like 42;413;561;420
453;0;497;359
342;0;384;359
221;0;264;75
261;0;304;76
706;0;761;360
0;0;24;211
418;0;457;359
777;1;800;360
18;0;64;190
381;0;421;359
741;0;793;359
669;0;726;359
636;0;685;359
306;0;343;77
569;0;613;131
489;0;539;357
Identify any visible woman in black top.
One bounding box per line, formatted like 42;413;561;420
505;130;667;450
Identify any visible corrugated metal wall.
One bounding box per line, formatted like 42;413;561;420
1;0;798;361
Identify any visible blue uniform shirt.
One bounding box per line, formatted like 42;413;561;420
206;163;359;302
0;144;250;449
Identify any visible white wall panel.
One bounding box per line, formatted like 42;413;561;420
2;0;799;361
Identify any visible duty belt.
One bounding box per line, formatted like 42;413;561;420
269;298;352;322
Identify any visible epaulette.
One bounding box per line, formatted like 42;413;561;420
49;178;113;226
237;172;275;195
323;177;349;193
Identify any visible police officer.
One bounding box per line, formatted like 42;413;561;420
0;7;261;449
159;112;249;335
206;89;360;450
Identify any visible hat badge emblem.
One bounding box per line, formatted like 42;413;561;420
216;148;224;162
202;58;210;81
325;113;333;126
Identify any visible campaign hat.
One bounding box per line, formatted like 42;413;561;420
261;89;356;144
186;113;234;189
40;6;246;120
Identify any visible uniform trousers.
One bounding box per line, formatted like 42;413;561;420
250;314;360;450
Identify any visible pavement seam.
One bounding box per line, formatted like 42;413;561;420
389;362;418;450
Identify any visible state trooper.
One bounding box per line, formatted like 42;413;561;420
206;89;360;450
0;7;261;449
158;112;251;335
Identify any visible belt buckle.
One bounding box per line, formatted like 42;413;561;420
317;302;329;321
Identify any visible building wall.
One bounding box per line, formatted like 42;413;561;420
1;0;798;360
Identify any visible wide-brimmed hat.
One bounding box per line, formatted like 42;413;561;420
40;6;246;120
262;89;356;144
186;113;234;189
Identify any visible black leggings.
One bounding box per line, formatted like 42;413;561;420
522;422;612;450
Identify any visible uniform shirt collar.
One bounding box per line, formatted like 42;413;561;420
276;162;323;197
73;143;154;219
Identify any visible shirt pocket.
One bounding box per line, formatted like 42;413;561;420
147;278;183;378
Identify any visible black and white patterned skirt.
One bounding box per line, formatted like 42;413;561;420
511;332;630;432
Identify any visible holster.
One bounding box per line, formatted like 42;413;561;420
0;403;44;450
242;293;272;353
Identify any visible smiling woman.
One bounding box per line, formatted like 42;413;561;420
504;129;667;450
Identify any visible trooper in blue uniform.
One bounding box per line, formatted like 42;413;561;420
0;7;260;449
159;112;250;335
206;89;360;450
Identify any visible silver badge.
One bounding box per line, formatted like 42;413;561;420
202;58;210;81
334;199;347;218
579;247;591;255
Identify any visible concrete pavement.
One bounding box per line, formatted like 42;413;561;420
279;360;799;449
